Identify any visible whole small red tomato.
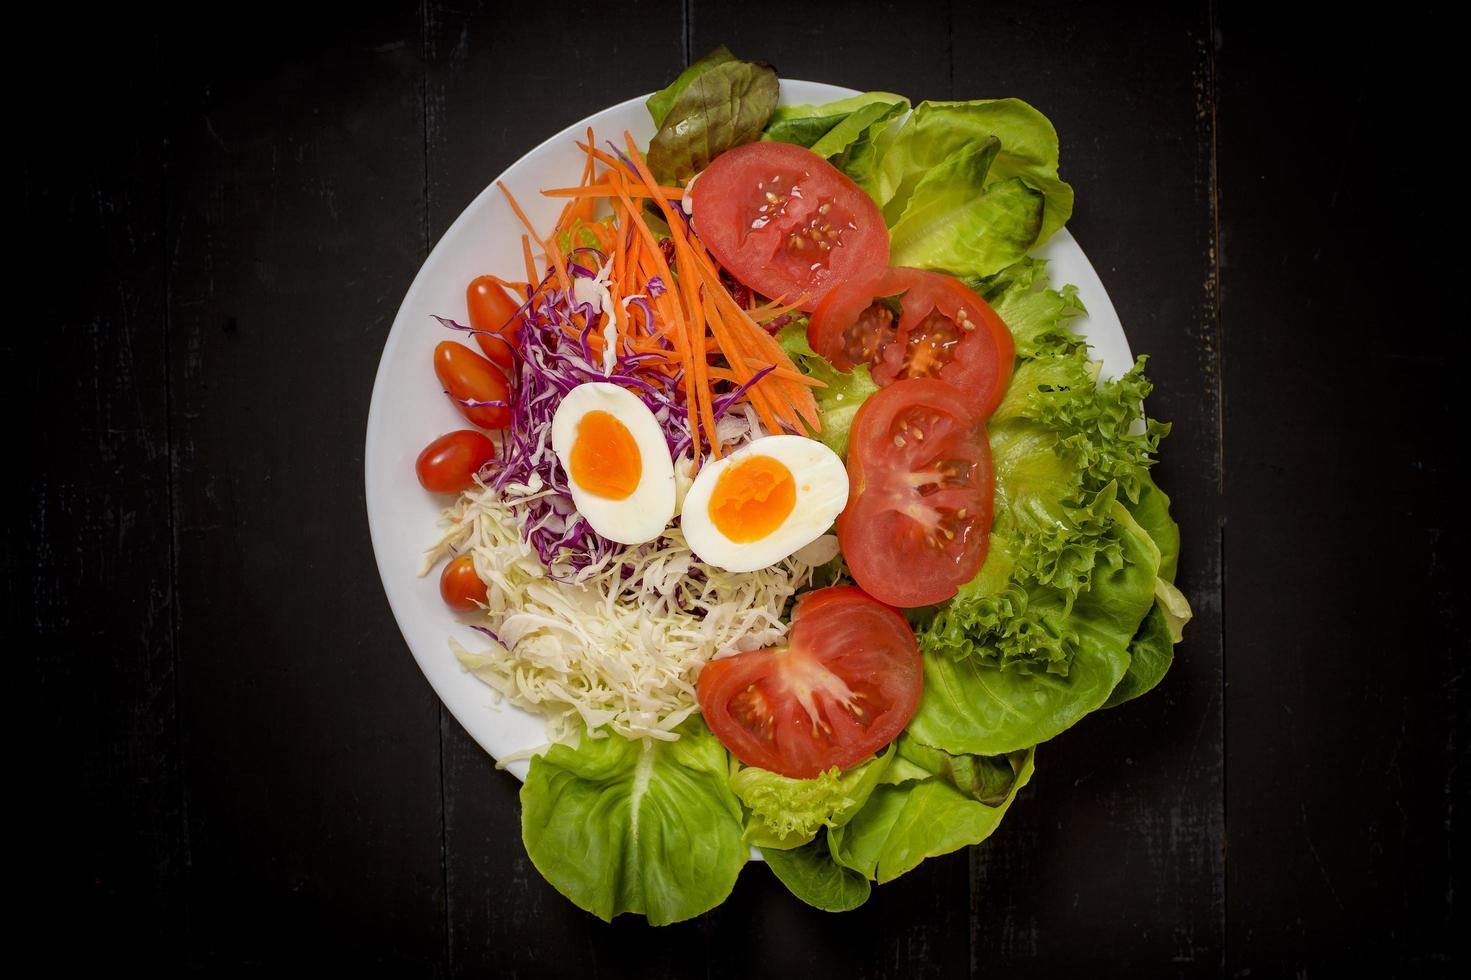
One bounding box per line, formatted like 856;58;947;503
416;430;496;493
440;554;488;612
434;341;511;429
467;276;522;370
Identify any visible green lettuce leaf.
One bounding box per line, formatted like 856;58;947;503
760;831;871;912
888;138;1046;277
520;720;747;925
972;257;1087;358
765;92;906;152
905;259;1181;751
647;46;736;128
647;54;779;184
731;746;893;850
776;320;879;457
873;99;1074;245
906;503;1155;755
828;739;1035;882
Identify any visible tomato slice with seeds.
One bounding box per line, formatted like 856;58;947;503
697;585;921;779
837;379;993;608
690;141;890;311
810;267;1015;418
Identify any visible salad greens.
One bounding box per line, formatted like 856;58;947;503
510;60;1191;924
829;738;1035;882
646;47;779;184
520;719;748;925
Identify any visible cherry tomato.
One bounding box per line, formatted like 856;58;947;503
416;430;496;494
691;141;890;311
434;341;511;429
440;554;487;612
812;268;1016;418
467;276;522;370
837;379;993;608
697;586;921;778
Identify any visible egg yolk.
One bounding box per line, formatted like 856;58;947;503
570;410;642;499
708;455;797;543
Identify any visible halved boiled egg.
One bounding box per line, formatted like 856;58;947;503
551;382;676;545
680;435;849;573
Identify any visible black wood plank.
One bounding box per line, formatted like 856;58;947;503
421;3;697;976
951;2;1226;976
10;10;184;964
1216;7;1463;975
161;5;446;969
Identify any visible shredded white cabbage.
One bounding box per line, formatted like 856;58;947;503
422;483;833;744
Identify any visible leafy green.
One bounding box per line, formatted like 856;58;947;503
646;52;779;184
731;747;893;849
647;46;737;128
904;258;1187;753
764;92;910;193
1104;601;1174;708
906;503;1154;755
888;138;1046;277
972;257;1087;358
871;100;1074;247
761;832;872;912
828;738;1035;882
520;720;747;925
776;320;880;457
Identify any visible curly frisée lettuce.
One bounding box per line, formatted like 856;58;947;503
906;262;1191;756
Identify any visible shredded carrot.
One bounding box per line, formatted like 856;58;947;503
520;234;536;285
543;183;684;200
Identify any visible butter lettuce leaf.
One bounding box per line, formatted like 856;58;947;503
761;831;872;912
873;99;1074;244
829;739;1035;882
520;720;747;925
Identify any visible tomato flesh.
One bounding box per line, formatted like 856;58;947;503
434;341;511;429
467;276;522;370
837;379;993;608
440;554;488;612
697;585;921;778
691;141;890;311
810;268;1015;418
416;430;496;494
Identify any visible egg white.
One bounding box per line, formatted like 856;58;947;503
551;382;676;546
680;435;850;573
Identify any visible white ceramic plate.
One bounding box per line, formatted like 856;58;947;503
364;81;1133;780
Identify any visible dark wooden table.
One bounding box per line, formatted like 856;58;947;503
12;1;1463;975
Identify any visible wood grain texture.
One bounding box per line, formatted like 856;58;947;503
9;9;185;965
1215;7;1464;975
161;3;445;970
13;0;1464;974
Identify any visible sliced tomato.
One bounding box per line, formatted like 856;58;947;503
837;379;993;608
810;267;1015;418
698;585;921;778
690;141;889;311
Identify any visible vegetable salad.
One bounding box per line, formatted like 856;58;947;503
413;47;1191;923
